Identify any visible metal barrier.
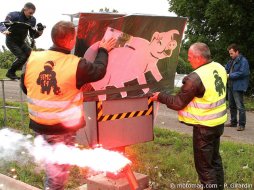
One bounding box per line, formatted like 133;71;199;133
0;79;24;127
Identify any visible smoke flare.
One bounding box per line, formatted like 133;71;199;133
0;128;131;173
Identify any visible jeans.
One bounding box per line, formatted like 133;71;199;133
227;87;246;127
40;132;76;190
5;38;31;73
193;124;224;190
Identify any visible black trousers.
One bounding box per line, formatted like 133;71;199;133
193;124;224;190
6;38;31;73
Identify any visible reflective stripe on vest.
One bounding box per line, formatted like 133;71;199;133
27;93;83;108
28;105;83;120
25;51;83;126
179;109;227;121
178;62;227;127
187;97;226;109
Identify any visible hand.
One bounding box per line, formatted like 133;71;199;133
37;30;43;36
150;92;160;101
2;30;11;35
99;37;117;52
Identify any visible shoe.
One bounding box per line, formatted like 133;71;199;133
225;123;237;128
237;126;245;131
6;72;20;80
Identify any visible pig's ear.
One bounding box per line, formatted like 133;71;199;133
150;31;160;42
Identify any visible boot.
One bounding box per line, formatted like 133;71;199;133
6;70;20;80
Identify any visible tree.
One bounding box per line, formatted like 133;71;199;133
99;7;118;13
168;0;254;67
0;47;15;69
168;0;254;94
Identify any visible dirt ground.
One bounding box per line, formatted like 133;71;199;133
155;104;254;145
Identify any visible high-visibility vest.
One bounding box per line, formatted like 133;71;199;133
24;50;84;127
178;62;227;127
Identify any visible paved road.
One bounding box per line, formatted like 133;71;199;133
0;80;25;101
155;104;254;145
1;80;253;145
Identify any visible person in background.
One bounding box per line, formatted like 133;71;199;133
20;20;116;190
0;2;43;80
152;42;227;190
225;43;250;131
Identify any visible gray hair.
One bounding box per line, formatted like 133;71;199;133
190;42;211;61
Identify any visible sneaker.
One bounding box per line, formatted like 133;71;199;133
6;72;20;80
237;126;245;131
225;123;237;128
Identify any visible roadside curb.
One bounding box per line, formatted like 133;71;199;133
0;173;90;190
0;173;40;190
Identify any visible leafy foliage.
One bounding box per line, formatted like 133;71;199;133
176;56;193;74
99;7;118;13
168;1;254;64
0;47;15;69
168;0;254;93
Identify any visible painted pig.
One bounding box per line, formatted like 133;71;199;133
84;27;179;100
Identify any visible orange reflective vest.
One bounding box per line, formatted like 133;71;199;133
24;50;84;127
178;62;227;127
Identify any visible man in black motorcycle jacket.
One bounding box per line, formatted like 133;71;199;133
0;2;43;79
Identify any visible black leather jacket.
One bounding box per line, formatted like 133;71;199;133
0;11;40;43
158;72;205;111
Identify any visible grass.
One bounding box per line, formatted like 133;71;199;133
0;100;253;189
0;68;21;79
0;69;254;189
126;129;254;190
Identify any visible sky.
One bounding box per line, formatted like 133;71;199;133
0;0;176;49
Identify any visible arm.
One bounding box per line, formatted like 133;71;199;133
76;38;116;89
76;48;109;89
29;18;43;39
0;22;7;33
229;57;250;80
156;72;205;111
225;61;231;74
0;12;17;33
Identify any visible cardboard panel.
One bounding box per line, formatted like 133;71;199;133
98;115;153;149
75;13;187;101
76;102;98;147
102;98;148;115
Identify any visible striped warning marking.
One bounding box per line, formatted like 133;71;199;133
97;98;153;122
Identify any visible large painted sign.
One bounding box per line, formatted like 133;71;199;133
75;13;187;101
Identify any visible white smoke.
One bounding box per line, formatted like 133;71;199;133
0;128;131;173
0;128;34;165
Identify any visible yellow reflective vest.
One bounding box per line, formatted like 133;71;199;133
24;50;84;128
178;62;227;127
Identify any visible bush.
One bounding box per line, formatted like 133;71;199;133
176;56;193;74
0;49;15;69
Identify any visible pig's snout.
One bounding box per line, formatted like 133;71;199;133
167;40;177;50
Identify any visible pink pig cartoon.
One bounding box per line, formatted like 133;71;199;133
84;27;179;100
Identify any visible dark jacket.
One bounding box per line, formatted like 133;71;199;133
158;72;205;111
225;54;250;92
0;11;40;43
20;46;109;134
